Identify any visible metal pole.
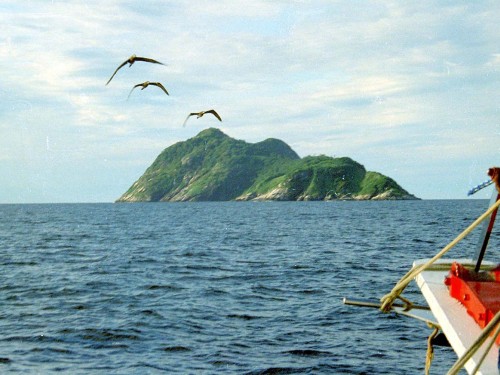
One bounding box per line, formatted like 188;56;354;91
474;190;500;272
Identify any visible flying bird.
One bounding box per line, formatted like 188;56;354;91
105;54;165;85
128;81;169;99
183;109;222;127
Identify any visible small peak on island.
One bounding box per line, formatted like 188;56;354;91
194;127;228;139
251;138;300;160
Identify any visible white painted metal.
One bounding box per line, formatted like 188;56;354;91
414;259;499;375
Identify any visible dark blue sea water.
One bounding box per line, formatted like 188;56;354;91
0;200;497;374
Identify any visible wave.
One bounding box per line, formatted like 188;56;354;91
283;349;332;357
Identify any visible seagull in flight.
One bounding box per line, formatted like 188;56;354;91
182;109;222;127
106;54;165;85
127;81;169;99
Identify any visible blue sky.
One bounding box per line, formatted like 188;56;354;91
0;1;498;203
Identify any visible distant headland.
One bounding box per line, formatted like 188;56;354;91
116;128;419;202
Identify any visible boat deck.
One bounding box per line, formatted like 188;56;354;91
414;259;499;375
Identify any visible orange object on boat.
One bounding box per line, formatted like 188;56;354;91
445;262;500;345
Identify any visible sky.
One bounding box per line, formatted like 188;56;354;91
0;1;498;203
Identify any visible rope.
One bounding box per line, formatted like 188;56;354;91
446;311;500;375
380;198;500;312
425;322;441;375
470;325;500;375
398;295;414;311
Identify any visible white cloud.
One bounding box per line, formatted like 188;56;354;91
0;0;498;202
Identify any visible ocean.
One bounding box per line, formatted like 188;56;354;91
0;200;496;374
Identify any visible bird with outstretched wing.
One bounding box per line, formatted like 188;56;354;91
127;81;169;99
183;109;222;127
106;54;165;85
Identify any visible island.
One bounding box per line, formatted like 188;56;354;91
116;128;418;202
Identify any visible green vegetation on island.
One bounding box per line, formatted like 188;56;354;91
116;128;418;202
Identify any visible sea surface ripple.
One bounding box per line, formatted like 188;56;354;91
0;200;495;374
